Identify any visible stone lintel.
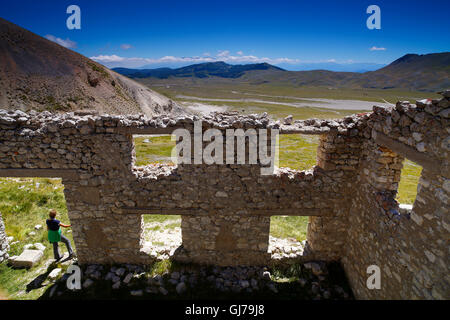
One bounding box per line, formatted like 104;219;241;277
122;207;329;216
118;125;330;136
0;168;78;179
372;130;441;175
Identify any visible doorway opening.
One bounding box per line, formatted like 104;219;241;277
141;214;181;260
0;177;74;299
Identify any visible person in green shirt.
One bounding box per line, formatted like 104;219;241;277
46;209;74;260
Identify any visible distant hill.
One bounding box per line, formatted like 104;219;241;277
115;53;450;92
0;18;186;116
113;62;285;79
351;53;450;91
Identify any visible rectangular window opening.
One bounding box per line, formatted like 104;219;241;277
278;134;319;171
141;214;181;260
133;135;175;167
269;215;308;259
396;159;423;206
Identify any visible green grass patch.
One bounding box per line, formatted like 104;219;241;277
270;216;309;242
0;177;75;299
87;61;110;78
134;135;175;166
142;214;180;224
139;79;437;104
0;178;72;251
148;259;173;276
396;159;422;204
279;134;319;170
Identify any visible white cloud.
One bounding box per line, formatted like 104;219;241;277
90;51;301;67
237;51;244;55
89;55;126;62
370;46;386;51
120;44;133;50
45;35;77;49
217;50;230;57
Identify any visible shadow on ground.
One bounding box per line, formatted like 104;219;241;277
37;261;354;300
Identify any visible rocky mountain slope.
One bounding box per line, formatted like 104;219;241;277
0;18;186;117
352;53;450;91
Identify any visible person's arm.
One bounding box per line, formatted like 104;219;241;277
59;223;71;228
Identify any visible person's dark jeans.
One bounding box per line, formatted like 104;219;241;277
52;234;73;260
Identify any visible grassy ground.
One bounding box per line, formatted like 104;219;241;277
0;178;74;299
279;134;319;170
143;214;180;225
143;214;181;233
178;98;365;120
140;80;438;104
396;159;422;204
269;216;309;242
134;136;175;166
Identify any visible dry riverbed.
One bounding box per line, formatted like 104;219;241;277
177;94;391;113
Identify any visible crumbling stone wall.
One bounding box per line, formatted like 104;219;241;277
0;109;364;266
342;93;449;299
0;91;448;299
0;212;9;263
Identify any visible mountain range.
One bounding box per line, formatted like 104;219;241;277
0;15;448;118
114;62;285;79
114;53;450;92
0;18;185;116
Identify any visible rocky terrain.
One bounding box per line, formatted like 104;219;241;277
40;261;353;300
0;212;9;264
0;18;187;117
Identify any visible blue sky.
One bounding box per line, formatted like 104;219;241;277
1;0;449;71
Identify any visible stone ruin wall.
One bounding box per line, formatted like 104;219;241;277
0;212;9;263
342;97;449;300
0;91;448;299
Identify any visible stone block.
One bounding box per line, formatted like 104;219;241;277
9;249;43;268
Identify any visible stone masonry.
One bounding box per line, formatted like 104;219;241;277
0;90;449;299
0;212;9;263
